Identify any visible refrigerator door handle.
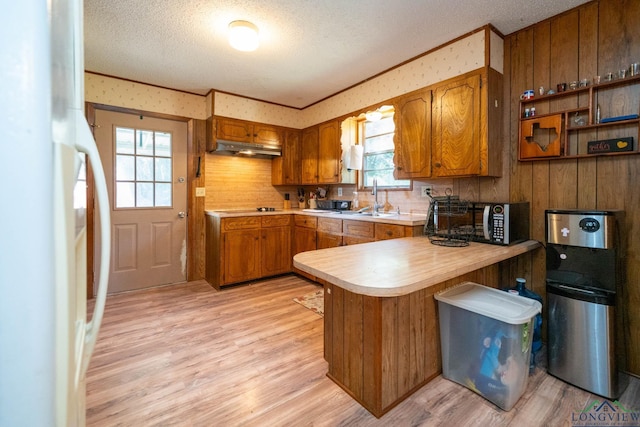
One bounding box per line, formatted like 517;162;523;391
74;110;111;385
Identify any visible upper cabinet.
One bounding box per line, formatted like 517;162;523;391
272;128;301;185
393;89;432;179
216;117;282;145
318;121;341;183
301;126;319;184
300;121;353;185
207;116;282;151
432;69;503;177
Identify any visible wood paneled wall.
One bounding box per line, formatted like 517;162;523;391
505;0;640;374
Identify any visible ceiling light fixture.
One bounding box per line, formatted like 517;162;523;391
228;20;259;52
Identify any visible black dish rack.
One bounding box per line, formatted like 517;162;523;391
424;194;472;247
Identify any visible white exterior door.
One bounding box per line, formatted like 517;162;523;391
95;110;188;293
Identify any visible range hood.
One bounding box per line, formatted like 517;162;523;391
211;140;281;158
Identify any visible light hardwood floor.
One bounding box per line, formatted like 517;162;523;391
86;275;640;426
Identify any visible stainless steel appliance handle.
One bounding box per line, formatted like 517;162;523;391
558;284;595;294
483;205;491;240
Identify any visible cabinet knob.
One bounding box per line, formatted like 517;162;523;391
386;231;392;236
435;162;441;168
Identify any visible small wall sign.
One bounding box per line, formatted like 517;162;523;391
587;137;634;154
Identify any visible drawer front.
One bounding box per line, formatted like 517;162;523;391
261;214;291;227
375;223;406;240
294;215;318;229
343;235;374;246
317;217;342;233
343;220;374;238
222;216;261;231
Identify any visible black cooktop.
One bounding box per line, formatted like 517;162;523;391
256;207;276;212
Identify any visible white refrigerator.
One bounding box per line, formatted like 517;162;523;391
0;0;111;426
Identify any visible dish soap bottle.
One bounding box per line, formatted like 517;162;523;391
352;191;359;210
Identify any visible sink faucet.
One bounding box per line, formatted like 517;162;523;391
372;178;381;215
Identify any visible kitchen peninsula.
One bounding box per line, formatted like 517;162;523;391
293;238;541;417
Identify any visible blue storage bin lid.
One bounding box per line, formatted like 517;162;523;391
435;282;542;324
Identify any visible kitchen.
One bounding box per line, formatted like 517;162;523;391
3;0;640;425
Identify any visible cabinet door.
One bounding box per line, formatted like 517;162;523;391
301;126;319;184
375;223;406;240
281;129;301;184
253;123;282;146
432;73;482;177
317;232;342;249
222;229;261;284
394;90;432;179
216;117;253;142
294;226;316;254
262;226;291;276
318;121;341;183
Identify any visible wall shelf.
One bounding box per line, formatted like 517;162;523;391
518;74;640;161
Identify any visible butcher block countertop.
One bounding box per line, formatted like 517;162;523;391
293;237;542;297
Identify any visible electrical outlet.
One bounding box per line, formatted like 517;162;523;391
195;187;206;197
420;185;432;198
337;187;343;197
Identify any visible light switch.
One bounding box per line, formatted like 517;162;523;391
195;187;206;197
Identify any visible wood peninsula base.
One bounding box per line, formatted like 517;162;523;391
294;238;541;417
324;266;500;417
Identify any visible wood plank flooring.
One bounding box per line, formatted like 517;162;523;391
86;274;640;426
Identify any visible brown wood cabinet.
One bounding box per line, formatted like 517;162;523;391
393;89;432;179
293;215;318;280
318;121;341;183
317;217;343;249
272;128;301;185
206;215;291;288
209;117;282;151
432;69;503;177
343;220;374;245
261;215;292;276
301;127;319;184
374;223;423;240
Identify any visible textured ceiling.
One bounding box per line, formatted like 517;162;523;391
84;0;590;109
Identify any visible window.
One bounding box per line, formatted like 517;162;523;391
360;111;410;189
114;127;173;208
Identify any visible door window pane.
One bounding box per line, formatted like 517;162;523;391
155;132;171;157
116;182;135;208
136;156;154;181
155;183;172;207
115;128;135;154
155;158;172;182
136;130;154;156
116;155;135;181
114;126;173;208
136;183;154;207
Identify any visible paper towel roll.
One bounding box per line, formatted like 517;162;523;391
345;145;363;170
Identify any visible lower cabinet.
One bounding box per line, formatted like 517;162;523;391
317;217;343;249
206;213;426;289
222;228;261;284
206;214;292;289
293;215;318;281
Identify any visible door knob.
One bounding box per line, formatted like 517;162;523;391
178;211;186;218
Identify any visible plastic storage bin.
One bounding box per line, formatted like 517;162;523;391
435;282;542;411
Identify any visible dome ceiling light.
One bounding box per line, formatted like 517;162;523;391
228;20;259;52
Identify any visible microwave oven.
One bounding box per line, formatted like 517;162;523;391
426;201;530;246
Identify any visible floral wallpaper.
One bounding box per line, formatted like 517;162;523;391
84;27;502;130
300;30;490;127
85;73;208;119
